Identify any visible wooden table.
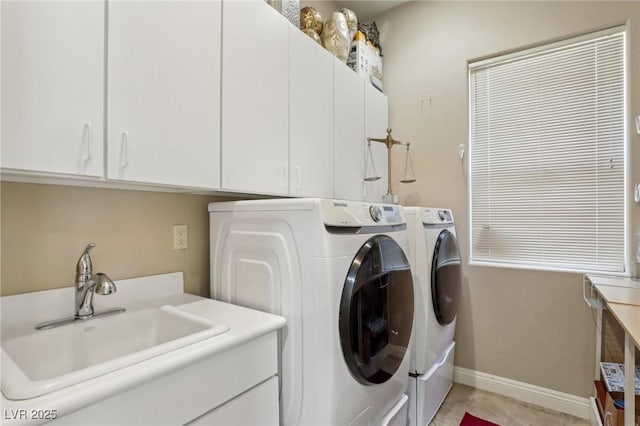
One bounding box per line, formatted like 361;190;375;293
586;275;640;426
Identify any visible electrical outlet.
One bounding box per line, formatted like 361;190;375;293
173;224;188;250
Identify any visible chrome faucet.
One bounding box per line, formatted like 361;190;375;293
35;243;125;330
75;243;118;319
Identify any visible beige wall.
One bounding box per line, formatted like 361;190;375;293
0;182;238;297
377;1;640;397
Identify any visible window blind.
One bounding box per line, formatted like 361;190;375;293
469;28;626;273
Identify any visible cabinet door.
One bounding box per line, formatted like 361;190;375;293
187;376;279;426
334;60;366;201
364;84;389;202
289;27;334;198
221;0;289;195
107;1;221;189
1;1;104;177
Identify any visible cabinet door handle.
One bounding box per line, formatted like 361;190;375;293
280;163;288;190
82;122;92;162
294;166;301;192
119;130;129;173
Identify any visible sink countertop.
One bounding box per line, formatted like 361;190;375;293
0;273;286;425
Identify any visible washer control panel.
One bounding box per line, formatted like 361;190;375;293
382;205;402;223
438;210;452;222
321;199;405;227
422;208;454;225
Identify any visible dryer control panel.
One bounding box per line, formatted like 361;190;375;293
320;199;405;227
421;208;455;225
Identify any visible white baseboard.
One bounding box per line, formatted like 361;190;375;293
453;367;591;420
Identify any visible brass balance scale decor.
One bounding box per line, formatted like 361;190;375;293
365;128;416;204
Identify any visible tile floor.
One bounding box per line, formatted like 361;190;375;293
430;383;589;426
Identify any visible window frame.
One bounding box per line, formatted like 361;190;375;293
467;25;630;276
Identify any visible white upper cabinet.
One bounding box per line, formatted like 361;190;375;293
221;0;289;195
289;27;334;198
107;1;221;189
334;60;366;201
1;1;104;177
364;83;389;202
2;0;389;198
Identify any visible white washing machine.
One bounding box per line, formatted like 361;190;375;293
403;207;462;426
210;198;415;426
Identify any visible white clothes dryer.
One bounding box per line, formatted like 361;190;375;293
403;207;462;426
210;198;415;426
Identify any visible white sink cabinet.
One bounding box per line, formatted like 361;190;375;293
51;330;279;426
107;1;221;189
1;1;105;177
0;273;285;426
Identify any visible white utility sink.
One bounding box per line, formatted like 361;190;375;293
1;305;229;400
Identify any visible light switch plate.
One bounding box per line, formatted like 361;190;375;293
635;183;640;203
635;115;640;134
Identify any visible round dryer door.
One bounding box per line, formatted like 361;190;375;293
339;235;414;385
431;229;462;325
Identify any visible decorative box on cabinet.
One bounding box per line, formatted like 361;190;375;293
289;26;334;198
107;1;221;189
347;40;384;91
1;1;105;177
221;0;289;195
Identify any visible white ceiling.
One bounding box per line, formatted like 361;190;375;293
333;1;409;22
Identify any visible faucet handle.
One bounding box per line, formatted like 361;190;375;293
76;243;96;278
95;273;117;295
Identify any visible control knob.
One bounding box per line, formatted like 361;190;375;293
369;205;382;222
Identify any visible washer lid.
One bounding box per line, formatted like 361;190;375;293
431;229;461;325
